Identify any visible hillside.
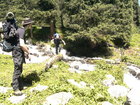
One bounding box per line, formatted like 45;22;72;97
0;33;140;105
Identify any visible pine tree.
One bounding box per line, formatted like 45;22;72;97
133;0;140;26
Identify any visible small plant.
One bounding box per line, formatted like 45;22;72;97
121;56;129;62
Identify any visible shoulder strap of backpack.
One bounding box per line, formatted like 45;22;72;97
2;22;11;39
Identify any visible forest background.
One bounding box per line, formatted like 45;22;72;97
0;0;140;56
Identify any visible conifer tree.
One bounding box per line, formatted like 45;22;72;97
133;0;140;26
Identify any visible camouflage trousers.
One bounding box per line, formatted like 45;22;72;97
12;47;25;91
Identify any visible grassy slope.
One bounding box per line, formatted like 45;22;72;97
124;34;140;65
0;33;140;105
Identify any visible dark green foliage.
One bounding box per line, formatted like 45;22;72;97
37;0;54;11
61;0;134;55
133;0;140;26
0;0;139;56
65;32;112;57
32;26;51;41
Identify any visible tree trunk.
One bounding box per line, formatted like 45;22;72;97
60;14;64;28
50;19;55;37
30;27;33;39
45;54;63;71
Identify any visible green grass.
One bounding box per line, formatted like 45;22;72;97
104;34;140;66
1;33;140;105
0;54;126;105
122;34;140;65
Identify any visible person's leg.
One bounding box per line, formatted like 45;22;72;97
12;48;24;95
58;44;61;53
55;44;59;54
12;63;23;91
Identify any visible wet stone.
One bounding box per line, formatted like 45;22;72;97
129;70;137;76
136;73;140;80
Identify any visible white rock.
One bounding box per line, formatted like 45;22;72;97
68;68;83;74
127;87;140;105
43;92;73;105
123;73;140;89
69;61;96;71
70;61;82;68
90;57;103;60
67;79;87;88
0;44;50;63
79;81;87;87
108;85;128;98
0;86;12;93
67;79;82;88
102;101;113;105
30;84;48;92
52;65;59;69
103;75;116;87
60;49;67;56
8;94;26;104
89;85;94;89
127;65;140;74
79;64;96;71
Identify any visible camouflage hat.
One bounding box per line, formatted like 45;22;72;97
22;18;34;26
6;12;15;19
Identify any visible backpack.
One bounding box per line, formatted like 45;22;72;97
54;33;60;39
2;21;17;52
53;33;61;45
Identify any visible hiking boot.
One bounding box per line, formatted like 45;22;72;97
13;90;23;96
19;86;28;91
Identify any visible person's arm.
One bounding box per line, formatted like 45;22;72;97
61;39;66;45
18;28;30;54
19;38;30;54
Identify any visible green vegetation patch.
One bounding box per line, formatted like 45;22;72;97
0;55;126;104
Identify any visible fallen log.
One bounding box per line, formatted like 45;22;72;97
45;54;63;71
